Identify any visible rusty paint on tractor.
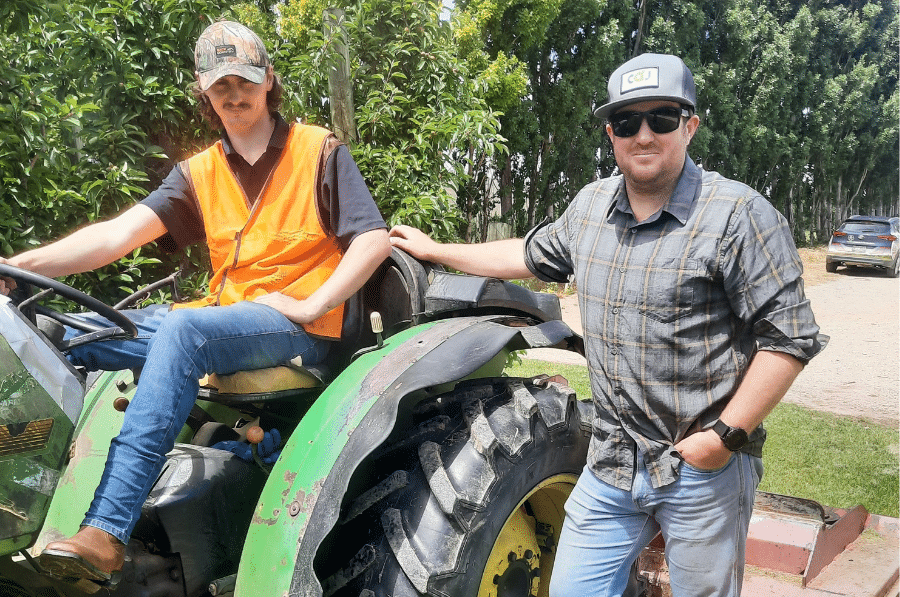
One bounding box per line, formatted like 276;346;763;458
236;323;448;595
236;318;517;596
281;469;297;499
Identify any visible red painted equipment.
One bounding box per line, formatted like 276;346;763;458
638;492;899;597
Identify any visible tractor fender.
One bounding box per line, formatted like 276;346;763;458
236;315;581;597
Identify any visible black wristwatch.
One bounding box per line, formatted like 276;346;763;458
712;419;749;452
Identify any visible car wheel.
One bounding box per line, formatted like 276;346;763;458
318;376;592;597
889;257;899;278
826;261;838;273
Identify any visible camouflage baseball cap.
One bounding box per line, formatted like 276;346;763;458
194;21;270;91
594;53;696;118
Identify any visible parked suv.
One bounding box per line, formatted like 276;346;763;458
826;215;900;277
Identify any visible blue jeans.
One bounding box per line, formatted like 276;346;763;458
65;302;329;544
549;452;762;597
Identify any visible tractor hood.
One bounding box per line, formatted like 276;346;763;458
0;296;84;555
0;296;84;424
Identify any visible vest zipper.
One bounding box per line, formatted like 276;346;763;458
214;144;289;306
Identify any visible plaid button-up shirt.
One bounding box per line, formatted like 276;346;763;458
525;157;826;490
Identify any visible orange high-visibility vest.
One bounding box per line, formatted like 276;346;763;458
177;123;344;339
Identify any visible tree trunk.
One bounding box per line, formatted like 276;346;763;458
323;9;357;144
480;177;491;243
835;174;843;223
464;145;476;242
814;183;826;243
784;185;794;235
500;155;513;220
633;0;648;57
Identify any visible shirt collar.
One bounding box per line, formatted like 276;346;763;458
665;155;702;224
610;155;702;226
220;112;289;156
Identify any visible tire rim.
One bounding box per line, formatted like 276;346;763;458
478;473;578;597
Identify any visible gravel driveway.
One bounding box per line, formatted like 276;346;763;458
784;265;899;428
524;248;900;428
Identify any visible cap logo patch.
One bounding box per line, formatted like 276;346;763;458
621;67;659;94
215;45;237;58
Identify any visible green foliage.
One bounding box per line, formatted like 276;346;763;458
272;0;505;241
451;0;562;113
475;52;529;112
0;0;41;35
1;0;227;304
277;0;328;50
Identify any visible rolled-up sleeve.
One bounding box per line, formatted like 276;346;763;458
524;206;579;283
720;195;828;363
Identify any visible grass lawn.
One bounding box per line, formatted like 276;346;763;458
506;358;900;518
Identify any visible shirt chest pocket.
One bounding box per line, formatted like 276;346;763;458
630;258;700;324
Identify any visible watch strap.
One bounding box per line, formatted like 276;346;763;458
712;419;748;451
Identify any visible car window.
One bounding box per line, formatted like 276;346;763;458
840;222;890;235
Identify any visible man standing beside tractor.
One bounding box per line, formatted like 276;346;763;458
0;20;390;584
390;53;826;596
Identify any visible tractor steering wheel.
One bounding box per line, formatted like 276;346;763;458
0;263;138;351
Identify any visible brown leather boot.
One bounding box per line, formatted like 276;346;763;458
38;526;125;583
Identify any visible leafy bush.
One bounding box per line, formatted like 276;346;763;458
1;0;226;304
271;0;505;242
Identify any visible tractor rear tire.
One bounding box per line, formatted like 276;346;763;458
318;376;592;597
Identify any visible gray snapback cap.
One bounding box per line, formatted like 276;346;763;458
594;53;696;118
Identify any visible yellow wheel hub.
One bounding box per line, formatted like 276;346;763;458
478;473;578;597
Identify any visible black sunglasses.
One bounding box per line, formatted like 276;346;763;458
608;106;691;138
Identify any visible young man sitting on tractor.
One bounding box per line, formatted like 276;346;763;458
0;20;390;584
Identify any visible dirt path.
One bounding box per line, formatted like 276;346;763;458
784;249;899;428
524;247;900;428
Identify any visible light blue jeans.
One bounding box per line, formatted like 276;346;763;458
65;302;329;544
549;452;762;597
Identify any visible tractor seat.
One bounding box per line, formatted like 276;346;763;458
199;355;324;395
196;290;367;406
197;334;352;404
195;249;426;406
197;355;332;405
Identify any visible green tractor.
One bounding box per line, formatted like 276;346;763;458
0;250;592;597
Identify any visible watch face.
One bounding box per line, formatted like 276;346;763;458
723;428;749;451
714;420;749;451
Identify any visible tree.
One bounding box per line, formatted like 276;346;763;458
453;0;634;238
